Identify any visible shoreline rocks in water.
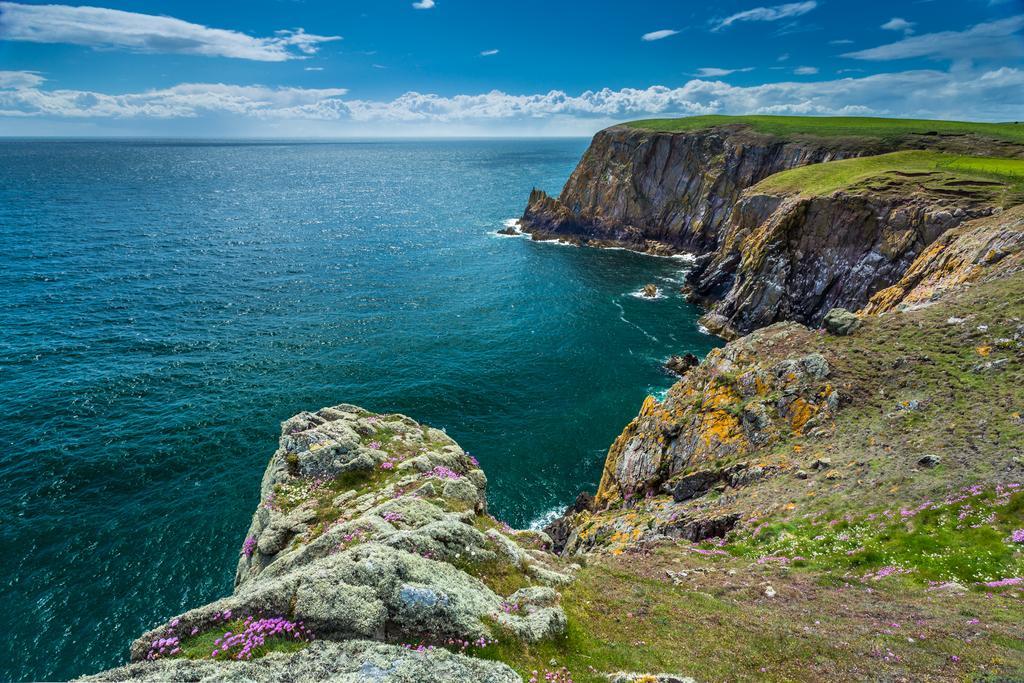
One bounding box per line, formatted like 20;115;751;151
642;283;659;298
663;353;699;376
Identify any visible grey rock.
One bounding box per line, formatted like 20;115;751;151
84;405;566;682
917;454;942;468
608;673;697;683
80;640;520;683
823;308;862;336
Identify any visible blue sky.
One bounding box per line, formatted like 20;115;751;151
1;0;1023;136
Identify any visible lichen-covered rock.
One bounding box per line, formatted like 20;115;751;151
550;324;838;556
864;204;1024;314
81;640;521;682
823;308;861;336
83;406;570;682
594;324;835;509
608;673;697;683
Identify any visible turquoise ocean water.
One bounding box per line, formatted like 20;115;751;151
0;139;720;680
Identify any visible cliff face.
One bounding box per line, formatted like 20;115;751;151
864;204;1024;314
84;406;571;682
520;125;864;254
688;179;999;337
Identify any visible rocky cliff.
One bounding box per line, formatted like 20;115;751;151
687;175;1000;337
865;204;1024;314
83;406;573;682
519;123;1023;256
520;121;1024;337
520;125;866;254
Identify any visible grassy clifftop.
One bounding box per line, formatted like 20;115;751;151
624;115;1024;146
750;150;1024;206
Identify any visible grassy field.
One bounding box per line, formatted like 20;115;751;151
750;150;1024;202
625;115;1024;145
478;544;1024;682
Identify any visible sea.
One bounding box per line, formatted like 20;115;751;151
0;138;721;681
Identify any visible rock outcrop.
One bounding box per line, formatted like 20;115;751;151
594;324;836;508
864;204;1024;314
686;177;998;336
84;406;572;682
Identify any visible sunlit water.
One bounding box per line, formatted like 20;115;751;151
0;139;721;680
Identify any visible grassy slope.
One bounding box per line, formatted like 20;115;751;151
481;545;1024;682
625;115;1024;145
750;150;1024;203
482;271;1024;682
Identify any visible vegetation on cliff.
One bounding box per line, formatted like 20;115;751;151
626;115;1024;147
751;150;1024;206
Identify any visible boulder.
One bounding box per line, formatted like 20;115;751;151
664;353;699;376
823;308;862;336
642;283;659;298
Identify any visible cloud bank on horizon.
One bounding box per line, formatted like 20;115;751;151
0;0;1022;136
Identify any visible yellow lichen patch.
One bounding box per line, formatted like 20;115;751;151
698;408;741;448
787;398;817;434
639;395;660;417
976;345;992;357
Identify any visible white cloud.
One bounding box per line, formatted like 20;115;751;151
3;68;1023;129
304;67;324;71
412;0;435;9
881;17;916;35
845;15;1024;61
641;29;679;41
794;66;819;75
0;2;341;61
0;69;43;88
480;49;499;56
713;2;817;31
695;67;754;77
829;39;854;45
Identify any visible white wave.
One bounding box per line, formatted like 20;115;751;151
531;237;579;248
649;386;671;402
697;324;711;335
502;218;520;229
528;505;567;531
613;298;659;342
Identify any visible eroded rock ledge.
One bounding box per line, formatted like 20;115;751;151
83;406;574;682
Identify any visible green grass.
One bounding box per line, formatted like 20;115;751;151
726;487;1024;584
475;547;1024;682
750;150;1024;202
624;115;1024;144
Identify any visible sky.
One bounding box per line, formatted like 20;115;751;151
1;0;1023;137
